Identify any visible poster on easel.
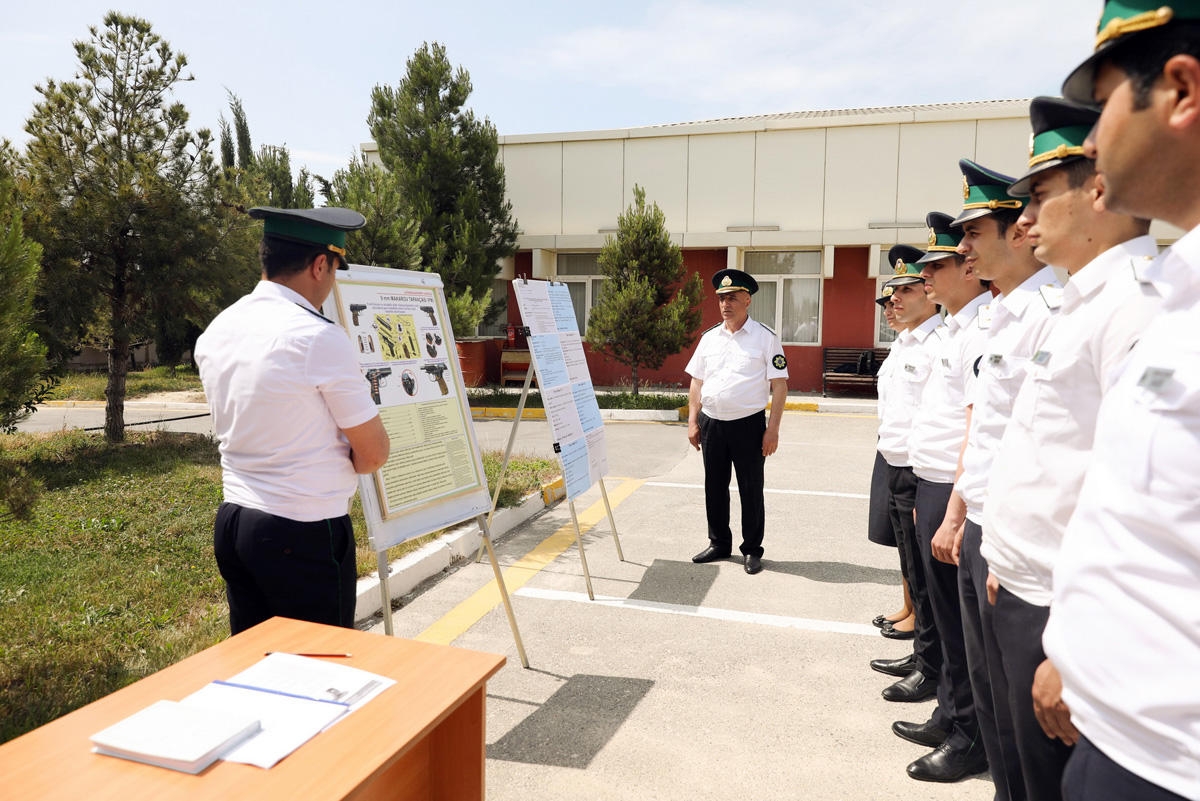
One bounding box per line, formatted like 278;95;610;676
328;266;490;547
511;279;608;500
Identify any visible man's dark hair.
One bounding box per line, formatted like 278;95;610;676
1061;157;1096;190
991;207;1024;237
1105;21;1200;109
260;235;332;279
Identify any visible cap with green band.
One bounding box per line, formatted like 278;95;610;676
249;206;366;263
916;211;964;263
951;159;1025;227
885;244;926;288
1062;2;1200;103
1009;97;1099;197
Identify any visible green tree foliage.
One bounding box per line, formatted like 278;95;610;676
327;154;423;269
0;143;50;436
21;13;225;442
368;42;518;336
585;185;703;395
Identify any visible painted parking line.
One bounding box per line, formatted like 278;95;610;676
645;481;869;500
415;478;645;646
514;586;880;637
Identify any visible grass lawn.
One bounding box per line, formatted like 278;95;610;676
0;429;557;743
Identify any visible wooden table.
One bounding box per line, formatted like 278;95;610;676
0;618;505;800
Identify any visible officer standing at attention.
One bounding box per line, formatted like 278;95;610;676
687;268;789;575
196;206;391;635
1039;4;1200;800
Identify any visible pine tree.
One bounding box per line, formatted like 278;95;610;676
327;153;423;269
368;42;518;336
585;185;703;395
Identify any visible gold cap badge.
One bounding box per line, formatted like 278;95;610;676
721;275;732;287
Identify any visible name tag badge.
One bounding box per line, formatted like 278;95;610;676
904;363;916;373
1032;350;1051;366
988;354;1003;366
1138;366;1174;393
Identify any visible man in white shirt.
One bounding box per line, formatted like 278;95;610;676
945;156;1060;801
196;207;390;634
901;193;993;783
1040;5;1200;800
686;269;789;575
984;96;1160;801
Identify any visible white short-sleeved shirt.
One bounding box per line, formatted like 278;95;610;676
1043;226;1200;801
878;314;944;468
908;291;991;484
984;236;1162;605
956;266;1061;523
685;317;789;421
195;281;380;522
875;338;900;414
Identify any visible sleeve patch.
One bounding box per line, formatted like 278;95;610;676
772;354;788;370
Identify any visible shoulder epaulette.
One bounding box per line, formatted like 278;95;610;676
1039;284;1064;310
701;321;722;334
1130;255;1156;284
295;302;333;324
977;304;993;330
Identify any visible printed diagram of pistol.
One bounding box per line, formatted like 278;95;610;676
422;362;449;396
425;332;443;358
372;313;420;361
357;333;375;353
364;367;391;405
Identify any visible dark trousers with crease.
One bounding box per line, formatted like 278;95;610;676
1063;737;1189;801
699;410;766;558
992;586;1073;801
914;477;979;751
961;520;1022;800
214;502;357;635
887;464;940;684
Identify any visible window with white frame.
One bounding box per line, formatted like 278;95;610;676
743;251;822;344
875;277;899;347
556;253;605;335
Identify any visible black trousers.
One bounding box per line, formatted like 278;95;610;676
993;586;1073;801
914;478;978;751
1064;737;1189;801
214;502;357;635
961;520;1023;801
699;411;766;558
887;464;939;681
868;450;898;548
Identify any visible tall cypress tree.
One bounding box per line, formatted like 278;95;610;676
585;186;703;395
368;42;518;336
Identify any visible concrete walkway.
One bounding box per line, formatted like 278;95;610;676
368;409;993;801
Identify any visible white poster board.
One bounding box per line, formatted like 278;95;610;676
511;279;608;500
329;265;491;551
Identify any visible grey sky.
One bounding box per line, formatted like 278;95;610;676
1;0;1100;180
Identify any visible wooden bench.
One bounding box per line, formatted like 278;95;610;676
822;346;891;397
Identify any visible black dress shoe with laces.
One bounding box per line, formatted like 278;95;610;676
870;653;916;677
744;554;763;574
882;670;938;702
892;718;949;748
906;742;988;783
692;545;731;563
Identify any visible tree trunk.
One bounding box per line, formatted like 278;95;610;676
631;363;639;397
104;272;130;444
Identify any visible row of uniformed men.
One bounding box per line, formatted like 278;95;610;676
857;5;1200;800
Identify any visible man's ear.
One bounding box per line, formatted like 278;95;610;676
1007;216;1032;249
1164;53;1200;132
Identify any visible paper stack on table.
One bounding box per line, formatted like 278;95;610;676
90;700;260;774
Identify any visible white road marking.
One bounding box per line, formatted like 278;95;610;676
645;481;868;500
515;587;880;637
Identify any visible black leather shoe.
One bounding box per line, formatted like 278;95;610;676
906;742;988;783
870;653;916;677
892;719;949;748
882;670;938;702
692;546;731;564
881;623;915;640
744;554;763;574
872;614;893;629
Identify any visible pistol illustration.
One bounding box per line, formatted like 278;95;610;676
422;362;449;396
349;303;367;326
364;367;392;405
375;316;393;333
401;370;416;396
419;305;437;326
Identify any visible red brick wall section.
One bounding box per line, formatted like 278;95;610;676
500;246;877;392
